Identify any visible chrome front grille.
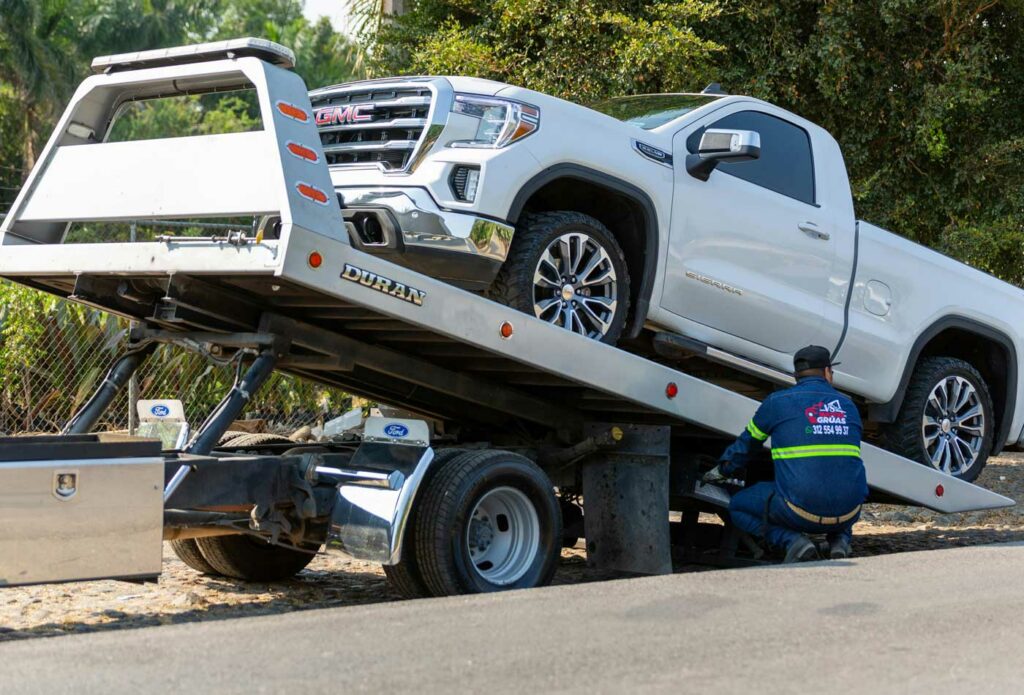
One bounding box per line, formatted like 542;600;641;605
310;83;434;172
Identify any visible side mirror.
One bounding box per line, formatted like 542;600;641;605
686;129;761;181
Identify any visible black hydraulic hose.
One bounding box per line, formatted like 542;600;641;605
62;342;157;435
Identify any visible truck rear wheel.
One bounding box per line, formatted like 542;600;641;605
383;447;464;599
194;535;318;582
169;539;220;576
489;211;630;344
881;356;993;481
414;449;562;596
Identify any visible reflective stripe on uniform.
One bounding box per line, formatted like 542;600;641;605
747;419;769;441
771;444;861;460
786;500;861;525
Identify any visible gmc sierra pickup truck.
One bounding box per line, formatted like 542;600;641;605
308;76;1020;482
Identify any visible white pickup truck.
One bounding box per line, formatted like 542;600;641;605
312;77;1021;482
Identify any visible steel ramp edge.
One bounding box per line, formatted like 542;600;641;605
277;228;1013;515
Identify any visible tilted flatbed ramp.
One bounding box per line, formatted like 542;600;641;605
0;40;1010;518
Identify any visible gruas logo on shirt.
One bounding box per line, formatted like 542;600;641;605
805;399;848;425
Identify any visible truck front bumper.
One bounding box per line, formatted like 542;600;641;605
337;186;514;291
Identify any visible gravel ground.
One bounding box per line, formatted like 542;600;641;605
2;453;1022;643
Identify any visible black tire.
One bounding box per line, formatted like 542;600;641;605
194;535;318;582
415;449;562;596
216;430;247;447
169;539;220;576
223;433;294;450
488;211;631;345
383;448;464;599
559;498;584;548
880;356;994;482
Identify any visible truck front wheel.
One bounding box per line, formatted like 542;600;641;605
881;356;994;481
489;211;631;344
414;449;562;596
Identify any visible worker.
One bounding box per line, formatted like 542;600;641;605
703;345;868;562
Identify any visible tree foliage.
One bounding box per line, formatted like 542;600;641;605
369;0;724;101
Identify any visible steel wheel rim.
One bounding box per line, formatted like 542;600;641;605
921;375;985;476
465;486;540;586
532;232;618;339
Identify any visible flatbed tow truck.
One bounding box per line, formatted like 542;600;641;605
0;39;1012;595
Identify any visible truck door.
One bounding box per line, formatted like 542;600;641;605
663;106;843;355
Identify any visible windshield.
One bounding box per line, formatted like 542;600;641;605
587;94;721;130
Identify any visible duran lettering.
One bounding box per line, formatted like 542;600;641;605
340;263;426;307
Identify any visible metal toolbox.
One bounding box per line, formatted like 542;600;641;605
0;434;164;586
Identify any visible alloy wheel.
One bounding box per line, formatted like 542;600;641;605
921;375;986;476
532;232;618;339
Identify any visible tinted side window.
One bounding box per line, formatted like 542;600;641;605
686;111;815;205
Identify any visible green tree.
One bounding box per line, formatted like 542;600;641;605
369;0;724;101
0;0;81;171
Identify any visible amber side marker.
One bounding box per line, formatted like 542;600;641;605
296;182;328;204
286;141;319;162
499;321;514;339
276;101;309;122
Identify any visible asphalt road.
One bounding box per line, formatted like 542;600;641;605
3;543;1023;694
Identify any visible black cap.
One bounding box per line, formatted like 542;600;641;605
793;345;838;373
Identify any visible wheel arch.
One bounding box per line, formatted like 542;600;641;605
507;164;659;339
870;315;1017;453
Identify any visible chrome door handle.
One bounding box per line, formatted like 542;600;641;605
798;222;830;240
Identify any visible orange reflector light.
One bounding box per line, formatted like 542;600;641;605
286;141;319;163
296;182;329;205
499;321;514;339
308;251;323;269
276;101;309;122
935;484;944;497
666;382;679;399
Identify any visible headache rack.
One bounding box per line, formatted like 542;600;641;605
0;38;1012;587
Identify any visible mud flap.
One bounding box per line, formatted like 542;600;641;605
581;424;672;575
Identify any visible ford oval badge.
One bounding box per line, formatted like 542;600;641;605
384;423;409;438
150;404;171;417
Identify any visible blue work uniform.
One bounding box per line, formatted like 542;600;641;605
720;376;869;549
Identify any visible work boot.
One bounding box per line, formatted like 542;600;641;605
783;535;818;563
829;538;852;560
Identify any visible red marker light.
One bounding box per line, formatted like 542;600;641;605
666;382;679;399
296;182;329;205
308;251;323;269
935;484;944;498
276;101;309;122
499;321;514;339
286;141;319;163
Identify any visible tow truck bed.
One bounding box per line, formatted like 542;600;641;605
0;39;1011;589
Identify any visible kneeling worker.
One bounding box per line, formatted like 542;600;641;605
703;345;868;562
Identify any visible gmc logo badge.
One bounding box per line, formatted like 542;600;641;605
315;104;374;126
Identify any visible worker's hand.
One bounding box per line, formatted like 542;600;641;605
702;465;727;484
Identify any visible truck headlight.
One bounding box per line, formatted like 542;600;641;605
450;94;540;148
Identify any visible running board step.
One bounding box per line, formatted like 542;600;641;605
652;332;795;386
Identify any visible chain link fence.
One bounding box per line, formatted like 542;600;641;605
0;282;352;437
